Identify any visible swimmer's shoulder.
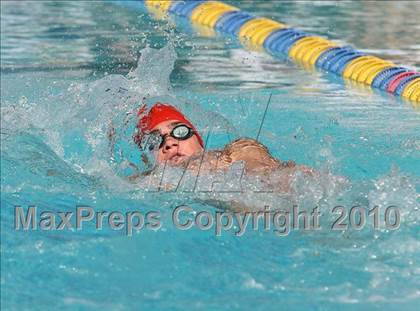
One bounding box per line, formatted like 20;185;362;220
221;137;281;172
224;137;272;156
222;137;301;171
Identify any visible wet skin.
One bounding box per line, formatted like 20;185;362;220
150;119;307;175
138;119;320;203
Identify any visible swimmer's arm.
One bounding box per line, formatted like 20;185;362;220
224;138;315;175
182;137;314;178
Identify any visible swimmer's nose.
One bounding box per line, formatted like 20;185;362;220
162;137;179;152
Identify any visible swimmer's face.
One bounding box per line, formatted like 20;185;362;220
150;120;203;165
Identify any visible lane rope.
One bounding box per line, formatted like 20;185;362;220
114;0;419;105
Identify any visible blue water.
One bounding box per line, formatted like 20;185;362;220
1;1;419;310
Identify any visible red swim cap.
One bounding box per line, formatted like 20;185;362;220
134;102;204;147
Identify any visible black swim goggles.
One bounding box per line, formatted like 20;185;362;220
141;124;195;151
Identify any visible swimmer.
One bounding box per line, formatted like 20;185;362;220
132;102;315;194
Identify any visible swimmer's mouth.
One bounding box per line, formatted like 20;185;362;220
168;153;187;165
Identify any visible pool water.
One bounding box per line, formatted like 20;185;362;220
1;1;419;310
